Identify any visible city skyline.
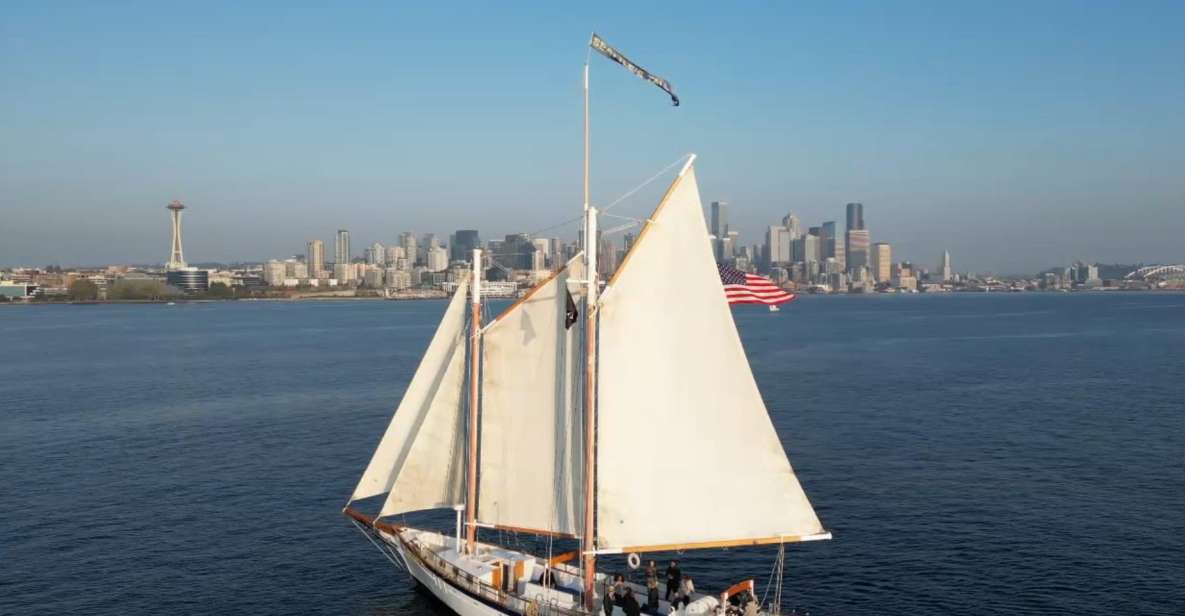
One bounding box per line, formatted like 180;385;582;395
2;3;1183;272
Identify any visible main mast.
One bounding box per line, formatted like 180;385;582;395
580;59;599;610
466;248;482;553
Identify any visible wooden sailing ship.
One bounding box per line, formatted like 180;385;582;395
343;35;830;616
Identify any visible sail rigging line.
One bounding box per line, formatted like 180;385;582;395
601;155;697;295
600;153;694;214
350;518;407;571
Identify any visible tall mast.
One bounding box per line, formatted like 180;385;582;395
466;248;482;553
581;58;599;610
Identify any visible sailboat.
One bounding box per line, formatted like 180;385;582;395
343;35;830;616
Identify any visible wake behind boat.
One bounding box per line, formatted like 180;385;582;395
343;33;829;616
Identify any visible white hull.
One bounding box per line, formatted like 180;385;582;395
399;538;507;616
372;526;721;616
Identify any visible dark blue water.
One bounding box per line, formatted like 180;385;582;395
2;293;1183;615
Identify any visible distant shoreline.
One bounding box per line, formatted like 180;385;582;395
4;287;1181;307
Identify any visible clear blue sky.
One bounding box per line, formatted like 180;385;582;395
2;1;1183;273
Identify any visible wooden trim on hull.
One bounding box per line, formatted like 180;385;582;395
342;506;403;536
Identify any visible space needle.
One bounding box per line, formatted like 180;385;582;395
164;200;208;292
166;200;187;270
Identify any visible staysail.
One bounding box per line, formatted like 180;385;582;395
595;162;826;551
350;276;470;517
478;256;585;536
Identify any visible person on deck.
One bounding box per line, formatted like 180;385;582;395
645;561;660;610
603;580;616;616
665;561;682;602
675;576;695;609
622;587;642;616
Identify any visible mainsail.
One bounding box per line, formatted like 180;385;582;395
350;276;470;517
478;256;585;536
595;162;825;551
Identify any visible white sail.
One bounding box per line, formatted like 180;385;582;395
595;163;825;550
350;277;470;517
478;257;584;535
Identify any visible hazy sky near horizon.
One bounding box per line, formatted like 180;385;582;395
2;1;1183;273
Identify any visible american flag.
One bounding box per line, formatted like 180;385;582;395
717;264;797;306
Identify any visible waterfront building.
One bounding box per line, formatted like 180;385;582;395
363;268;384;288
263;260;287;285
940;251;953;281
333;262;353;282
166;268;209;292
307;240;325;278
284;259;308;280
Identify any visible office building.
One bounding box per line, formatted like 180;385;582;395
399;232;418;266
782;212;801;239
307;240;325;278
451;230;480;262
366;242;385;266
940;251;953;281
710;201;728;261
846;229;870;271
872;242;892;283
335;230;350;266
426;246;449;272
846;202;865;231
765;225;792;265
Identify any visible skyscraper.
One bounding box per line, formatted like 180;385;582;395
399;232;418;266
366;242;385;266
710;201;729;237
821;221;845;271
872;242;892;282
451;230;480;262
307;239;325;278
845;202;868;274
846;229;870;272
940;251;953;281
781;212;801;239
710;201;728;261
765;225;792;265
335;229;350;266
845;202;865;231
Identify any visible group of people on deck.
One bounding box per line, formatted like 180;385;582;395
603;560;695;616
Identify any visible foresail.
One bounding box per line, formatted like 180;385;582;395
350;276;469;517
596;163;825;551
478;256;585;536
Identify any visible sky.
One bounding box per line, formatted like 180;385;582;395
2;1;1183;274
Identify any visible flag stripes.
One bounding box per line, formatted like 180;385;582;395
717;264;797;306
